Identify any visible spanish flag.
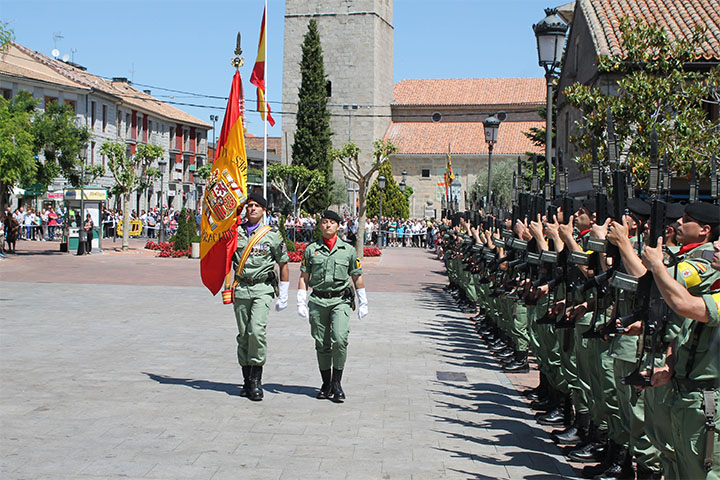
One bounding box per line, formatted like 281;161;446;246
250;7;275;127
200;71;248;295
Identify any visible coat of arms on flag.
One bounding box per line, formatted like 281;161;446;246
204;169;245;231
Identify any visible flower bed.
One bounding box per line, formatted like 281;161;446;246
285;242;381;262
145;240;191;258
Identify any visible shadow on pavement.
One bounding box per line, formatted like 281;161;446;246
415;285;577;479
144;372;241;396
263;383;318;398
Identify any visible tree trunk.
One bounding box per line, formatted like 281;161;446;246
355;180;367;259
122;192;130;252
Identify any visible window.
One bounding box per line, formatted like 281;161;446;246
148;120;152;141
117;110;122;135
1;88;11;100
90;101;96;129
183;129;189;151
125;113;131;136
170;127;175;149
90;141;96;166
137;115;142;140
421;168;431;178
45;96;58;107
102;105;107;132
326;80;332;97
196;132;202;151
64;99;76;113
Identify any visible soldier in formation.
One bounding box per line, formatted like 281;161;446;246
438;146;719;480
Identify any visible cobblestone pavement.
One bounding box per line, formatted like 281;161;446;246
0;244;576;479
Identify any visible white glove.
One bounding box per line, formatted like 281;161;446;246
275;281;290;311
356;288;368;320
297;289;309;319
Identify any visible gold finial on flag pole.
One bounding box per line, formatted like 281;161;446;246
232;32;244;69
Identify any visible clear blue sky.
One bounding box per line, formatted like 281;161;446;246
2;0;549;137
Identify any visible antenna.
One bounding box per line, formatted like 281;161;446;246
52;31;64;50
71;48;77;62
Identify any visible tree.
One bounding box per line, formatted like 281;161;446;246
0;92;36;208
0;21;13;52
366;158;409;220
100;142;163;251
472;159;515;212
267;163;326;215
291;19;333;213
331;139;397;258
564;18;720;187
31;100;92;189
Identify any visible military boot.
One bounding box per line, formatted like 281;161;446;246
331;368;345;403
503;351;530;373
522;372;548;400
536;393;568;425
317;369;332;399
594;443;633;480
580;439;617;478
530;386;557;411
247;365;264;401
569;426;608;464
553;411;589;446
239;365;251;397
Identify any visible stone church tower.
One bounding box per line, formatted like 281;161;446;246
282;0;394;172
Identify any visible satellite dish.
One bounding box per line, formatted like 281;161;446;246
51;49;60;58
61;54;70;62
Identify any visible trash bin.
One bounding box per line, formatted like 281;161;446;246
77;228;87;255
68;227;80;251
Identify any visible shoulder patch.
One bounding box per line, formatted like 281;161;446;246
677;261;701;289
356;259;362;269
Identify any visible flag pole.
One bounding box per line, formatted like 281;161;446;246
262;0;268;205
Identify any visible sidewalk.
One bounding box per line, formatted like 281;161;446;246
0;247;577;479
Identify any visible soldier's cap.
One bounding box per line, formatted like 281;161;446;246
246;192;267;209
627;198;651;220
665;203;685;222
685;202;720;226
321;210;342;223
581;197;597;214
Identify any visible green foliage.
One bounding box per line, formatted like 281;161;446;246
0;21;14;51
330;175;347;206
31;100;91;188
472;159;516;211
563;17;720;187
277;214;296;251
366;160;409;219
312;214;323;243
267;163;326;213
291;19;332;213
101;142;163;195
171;208;193;252
196;162;212;180
0;92;37;204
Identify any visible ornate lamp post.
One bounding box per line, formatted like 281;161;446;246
483;114;501;207
158;158;167;243
378;174;386;249
533;7;568;183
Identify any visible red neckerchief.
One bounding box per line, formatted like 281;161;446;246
580;228;591;236
323;235;338;250
678;242;704;255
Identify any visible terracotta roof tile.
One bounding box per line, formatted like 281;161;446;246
0;44;89;90
384;121;544;156
6;42;209;128
581;0;720;60
393;78;546;106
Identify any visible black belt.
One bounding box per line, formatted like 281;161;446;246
673;377;719;393
311;290;345;299
236;276;268;286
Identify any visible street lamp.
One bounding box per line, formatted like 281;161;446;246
533;7;568;184
483;114;501;207
158;158;167;243
209;114;219;151
378;175;386;248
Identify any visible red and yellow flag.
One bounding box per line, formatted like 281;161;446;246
200;71;249;295
250;7;275;127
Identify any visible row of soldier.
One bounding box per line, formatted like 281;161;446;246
439;135;719;480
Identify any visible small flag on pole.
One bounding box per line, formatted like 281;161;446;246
200;71;249;295
250;7;275;127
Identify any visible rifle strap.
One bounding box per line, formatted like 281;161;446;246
702;390;717;472
236;225;273;277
